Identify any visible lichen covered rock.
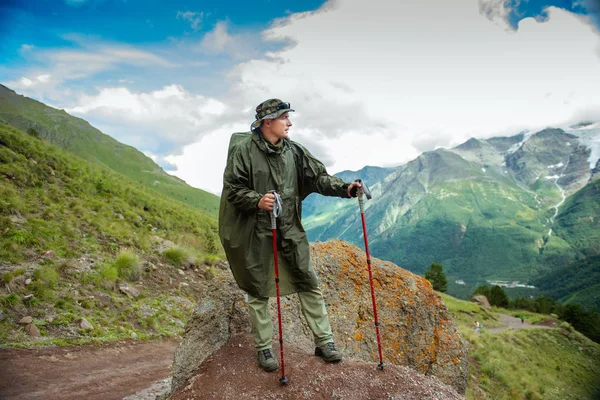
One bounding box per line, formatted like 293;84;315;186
171;240;468;394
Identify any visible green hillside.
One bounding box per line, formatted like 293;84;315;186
0;121;224;345
553;178;600;255
440;293;600;400
0;85;219;215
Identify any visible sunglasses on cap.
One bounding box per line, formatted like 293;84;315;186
274;102;291;111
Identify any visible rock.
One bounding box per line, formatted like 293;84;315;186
217;261;229;271
139;305;155;318
79;318;94;330
171;240;468;395
26;324;41;337
177;269;185;276
131;331;138;339
19;316;33;325
43;250;57;259
119;285;140;298
9;210;27;224
171;288;248;392
22;294;34;302
25;278;32;285
204;268;216;281
471;294;491;310
0;310;4;322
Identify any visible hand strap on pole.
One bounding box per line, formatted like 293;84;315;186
269;190;282;228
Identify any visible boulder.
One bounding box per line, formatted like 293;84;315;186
119;285;140;298
26;323;40;337
171;240;468;394
79;318;94;330
471;294;491;310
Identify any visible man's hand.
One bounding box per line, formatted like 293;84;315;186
347;181;362;198
258;193;275;211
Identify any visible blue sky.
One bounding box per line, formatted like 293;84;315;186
1;0;599;194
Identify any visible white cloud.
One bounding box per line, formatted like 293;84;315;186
177;11;205;32
478;0;518;29
12;74;52;88
197;21;265;59
165;123;247;195
215;0;600;175
18;0;599;196
5;38;176;100
66;85;229;150
200;22;233;52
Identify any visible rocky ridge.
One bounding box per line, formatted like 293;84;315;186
171;240;468;396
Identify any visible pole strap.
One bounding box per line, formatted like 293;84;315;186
270;191;282;229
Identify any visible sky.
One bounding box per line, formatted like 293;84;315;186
1;0;599;195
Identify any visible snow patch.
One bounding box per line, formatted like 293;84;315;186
564;125;600;169
547;162;564;169
481;168;486;172
506;131;534;155
545;175;559;180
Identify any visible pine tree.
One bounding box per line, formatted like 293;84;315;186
424;262;448;292
489;285;509;308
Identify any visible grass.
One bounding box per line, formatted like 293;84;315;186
114;250;142;281
0;122;225;348
0;85;220;215
163;246;191;267
440;292;600;400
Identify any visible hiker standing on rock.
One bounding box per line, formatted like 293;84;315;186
219;99;361;372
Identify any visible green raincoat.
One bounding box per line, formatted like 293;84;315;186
219;130;350;298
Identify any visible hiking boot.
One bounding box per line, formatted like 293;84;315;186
315;342;343;363
257;348;279;372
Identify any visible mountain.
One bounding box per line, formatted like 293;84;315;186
0;120;222;345
0;85;219;214
302;124;600;308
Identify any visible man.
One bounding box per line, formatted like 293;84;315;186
219;98;361;372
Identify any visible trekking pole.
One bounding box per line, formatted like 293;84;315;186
269;190;288;385
355;179;385;371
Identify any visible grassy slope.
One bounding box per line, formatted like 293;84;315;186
0;85;220;214
0;123;224;346
440;293;600;400
531;179;600;311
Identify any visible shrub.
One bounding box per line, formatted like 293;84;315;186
114;251;142;282
163;247;189;267
2;272;13;284
202;253;221;266
0;293;21;307
99;264;118;281
33;266;59;288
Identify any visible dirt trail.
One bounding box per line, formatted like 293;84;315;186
488;314;553;334
0;339;179;400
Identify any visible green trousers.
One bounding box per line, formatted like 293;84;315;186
247;288;334;351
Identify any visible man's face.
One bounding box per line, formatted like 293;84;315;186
265;112;292;140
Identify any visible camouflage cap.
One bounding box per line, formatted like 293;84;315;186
251;99;295;130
